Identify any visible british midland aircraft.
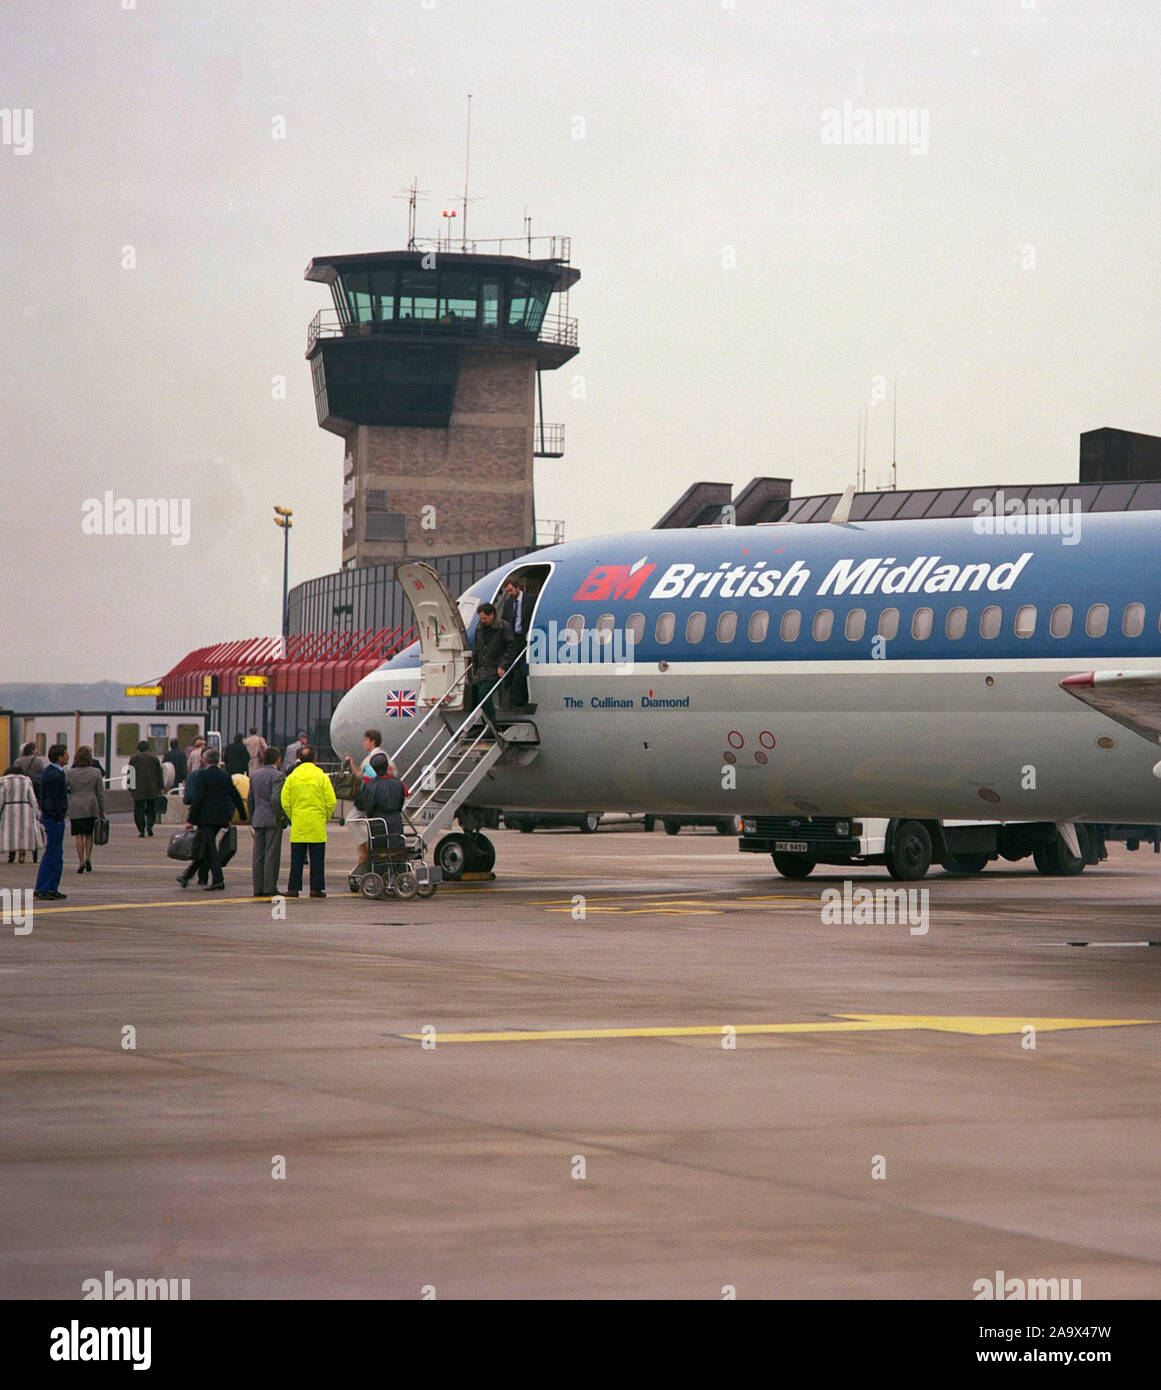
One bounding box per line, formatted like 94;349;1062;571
330;508;1161;879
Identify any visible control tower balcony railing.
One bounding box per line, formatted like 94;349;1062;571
533;424;565;458
307;308;578;354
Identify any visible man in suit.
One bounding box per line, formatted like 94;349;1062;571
33;745;70;900
499;578;530;707
178;749;247;891
162;738;188;787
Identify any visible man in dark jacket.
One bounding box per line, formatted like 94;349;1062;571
162;738;188;786
33;744;70;900
178;749;247;891
470;603;516;722
224;733;250;778
128;740;164;837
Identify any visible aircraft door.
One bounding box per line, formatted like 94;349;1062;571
395;562;472;709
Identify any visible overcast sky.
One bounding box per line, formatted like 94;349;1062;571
3;0;1159;682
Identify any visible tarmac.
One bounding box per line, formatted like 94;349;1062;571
2;817;1160;1300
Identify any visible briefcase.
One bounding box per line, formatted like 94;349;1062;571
167;828;198;861
218;824;238;867
93;815;110;847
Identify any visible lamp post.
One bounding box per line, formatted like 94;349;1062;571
273;506;293;642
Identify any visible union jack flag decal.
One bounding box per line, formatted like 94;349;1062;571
384;689;417;717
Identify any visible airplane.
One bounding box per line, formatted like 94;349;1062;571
329;506;1161;881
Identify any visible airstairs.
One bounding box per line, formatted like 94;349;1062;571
390;662;539;854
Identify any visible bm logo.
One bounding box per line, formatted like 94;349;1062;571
573;558;655;601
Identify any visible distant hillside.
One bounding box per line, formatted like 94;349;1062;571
0;683;161;712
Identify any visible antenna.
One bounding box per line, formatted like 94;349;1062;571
891;384;898;491
462;94;472;249
395;178;428;249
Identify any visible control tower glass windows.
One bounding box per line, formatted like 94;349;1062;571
438;272;479;325
508;275;551;334
343;271;373;323
399;271;439;321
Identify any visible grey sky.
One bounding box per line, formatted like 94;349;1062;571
3;0;1159;681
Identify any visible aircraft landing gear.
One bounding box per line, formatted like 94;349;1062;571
1033;826;1089;876
434;830;496;879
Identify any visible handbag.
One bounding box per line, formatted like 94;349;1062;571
167;828;198;861
93;815;110;847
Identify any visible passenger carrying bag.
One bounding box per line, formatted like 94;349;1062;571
93;816;110;847
167;828;198;861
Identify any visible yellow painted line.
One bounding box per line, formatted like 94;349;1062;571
401;1014;1160;1044
27;896;275;915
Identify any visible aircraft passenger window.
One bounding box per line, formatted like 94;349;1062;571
780;610;800;641
1014;605;1036;638
946;607;967;640
844;609;866;641
1085;603;1108;638
686;611;706;643
980;606;1002;639
716;611;738;642
595;613;615;645
626;613;646;646
911;608;933;640
656;612;676;644
564;615;585;646
1049;604;1072;638
812;609;834;641
748;611;769;642
1123;603;1145;637
878;608;899;641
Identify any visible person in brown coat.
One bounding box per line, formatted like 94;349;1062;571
128;740;164;837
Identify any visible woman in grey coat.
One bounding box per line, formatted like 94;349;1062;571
67;746;106;874
246;746;286;897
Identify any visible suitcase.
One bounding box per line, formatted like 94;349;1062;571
93;816;110;847
167;828;198;861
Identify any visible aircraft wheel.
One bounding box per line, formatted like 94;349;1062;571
360;872;385;900
943;854;988;874
435;833;469;880
1035;827;1088;876
772;852;815;879
394;871;419;900
466;833;496;872
886;820;932;881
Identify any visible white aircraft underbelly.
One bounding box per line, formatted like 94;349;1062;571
333;658;1161;823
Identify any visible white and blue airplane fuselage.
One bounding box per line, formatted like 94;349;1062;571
331;513;1161;823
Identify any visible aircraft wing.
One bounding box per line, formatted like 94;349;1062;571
1060;671;1161;746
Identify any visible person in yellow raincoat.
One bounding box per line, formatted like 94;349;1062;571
279;746;336;898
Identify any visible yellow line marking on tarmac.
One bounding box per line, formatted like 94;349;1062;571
401;1014;1160;1044
27;896;274;915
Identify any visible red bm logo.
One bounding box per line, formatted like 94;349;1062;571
573;560;656;601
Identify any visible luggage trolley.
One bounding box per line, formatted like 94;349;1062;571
350;817;440;901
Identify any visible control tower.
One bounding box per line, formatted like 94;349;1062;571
305;236;579;568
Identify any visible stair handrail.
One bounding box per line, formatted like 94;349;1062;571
400;656;529;825
387;665;472;772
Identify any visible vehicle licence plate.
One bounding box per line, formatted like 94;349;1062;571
774;840;809;853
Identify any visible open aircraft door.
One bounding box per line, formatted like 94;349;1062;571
395;562;472;710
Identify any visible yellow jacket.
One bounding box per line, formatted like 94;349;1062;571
280;761;336;842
